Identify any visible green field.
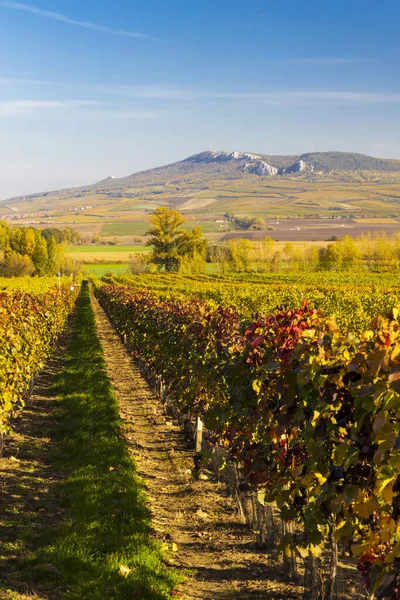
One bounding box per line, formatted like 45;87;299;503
84;263;131;277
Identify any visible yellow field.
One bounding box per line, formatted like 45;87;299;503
353;218;399;224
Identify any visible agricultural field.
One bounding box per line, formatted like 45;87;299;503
84;262;131;277
94;270;400;598
105;270;400;333
6;158;400;247
2;268;400;599
66;244;150;263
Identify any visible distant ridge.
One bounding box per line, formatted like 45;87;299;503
182;150;400;173
2;149;400;207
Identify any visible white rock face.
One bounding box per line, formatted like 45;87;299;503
285;159;308;173
213;151;262;161
244;161;278;176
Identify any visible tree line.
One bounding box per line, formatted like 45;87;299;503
0;222;79;277
130;207;400;275
212;233;400;272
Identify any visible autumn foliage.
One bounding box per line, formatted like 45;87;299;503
97;282;400;598
0;283;78;438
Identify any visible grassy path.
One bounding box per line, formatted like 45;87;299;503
0;282;179;599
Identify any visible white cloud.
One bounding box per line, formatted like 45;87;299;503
0;100;161;119
77;109;161;120
0;1;162;40
0;100;99;116
2;82;400;110
118;85;400;104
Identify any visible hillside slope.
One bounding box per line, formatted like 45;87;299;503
2;151;400;223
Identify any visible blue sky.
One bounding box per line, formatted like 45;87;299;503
0;0;400;199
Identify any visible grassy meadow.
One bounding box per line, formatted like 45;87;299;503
84;263;131;277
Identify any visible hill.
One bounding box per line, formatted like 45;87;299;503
4;150;400;207
3;150;400;244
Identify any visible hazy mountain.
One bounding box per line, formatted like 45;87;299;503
3;150;400;212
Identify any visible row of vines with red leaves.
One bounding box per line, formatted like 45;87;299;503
97;282;400;599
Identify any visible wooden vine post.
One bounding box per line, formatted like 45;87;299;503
195;414;203;453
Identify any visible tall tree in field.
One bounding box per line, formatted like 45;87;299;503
32;234;49;276
146;207;207;272
47;235;61;274
0;223;10;249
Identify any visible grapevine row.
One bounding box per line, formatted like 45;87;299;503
97;281;400;599
104;272;400;334
0;282;79;442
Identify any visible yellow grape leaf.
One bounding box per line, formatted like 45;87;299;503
118;565;131;577
352;542;371;556
353;497;380;518
362;330;374;342
257;488;266;506
252;380;261;394
315;472;327;485
295;546;309;559
311;411;320;425
171;543;178;552
377;478;396;503
382;484;396;504
310;544;323;557
391;343;400;361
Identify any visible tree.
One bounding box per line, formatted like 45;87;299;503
20;228;37;257
146;207;207;272
32;235;49;276
178;226;208;259
0;223;10;250
0;223;74;278
228;238;252;271
0;251;35;277
47;236;61;274
129;252;149;275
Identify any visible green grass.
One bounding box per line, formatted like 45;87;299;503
84;263;131;277
21;282;180;599
68;245;149;253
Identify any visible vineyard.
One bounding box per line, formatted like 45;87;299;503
94;272;400;599
102;271;400;333
0;277;78;446
1;271;400;599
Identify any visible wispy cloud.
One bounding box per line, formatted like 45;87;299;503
0;99;161;119
264;57;361;65
0;100;99;116
0;1;162;40
0;76;54;86
118;85;400;104
3;82;400;110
